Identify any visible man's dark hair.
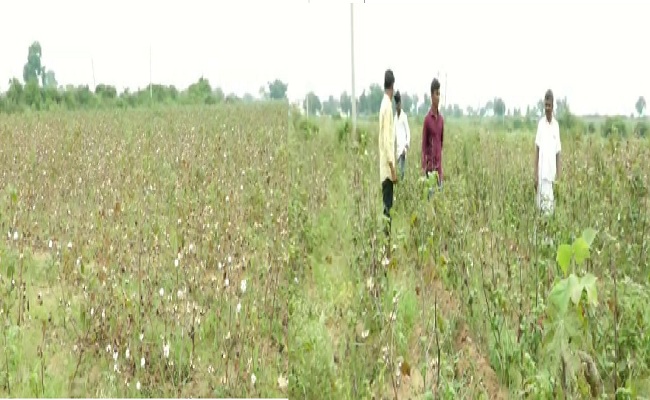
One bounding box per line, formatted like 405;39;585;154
394;90;401;104
431;78;441;93
384;69;395;91
545;89;554;103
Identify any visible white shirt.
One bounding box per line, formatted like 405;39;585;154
394;110;411;157
535;116;561;182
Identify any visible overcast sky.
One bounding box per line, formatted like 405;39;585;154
1;0;647;115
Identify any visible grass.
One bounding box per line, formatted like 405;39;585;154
0;104;289;398
289;111;650;399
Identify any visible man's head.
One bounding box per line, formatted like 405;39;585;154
394;91;401;114
384;69;395;98
431;78;441;111
544;89;554;122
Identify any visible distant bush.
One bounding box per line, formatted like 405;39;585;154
588;122;597;134
297;117;320;139
337;120;351;145
634;121;648;137
602;117;628;137
512;117;525;131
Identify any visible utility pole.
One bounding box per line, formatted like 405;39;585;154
306;0;311;117
91;58;96;90
350;2;357;138
444;72;448;110
149;45;153;102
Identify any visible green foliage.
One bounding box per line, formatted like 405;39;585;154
634;120;648;137
587;121;597;134
542;229;603;397
635;96;646;117
303;92;321;115
23;41;43;84
602;116;628;137
339;92;352;116
295;116;320;139
0;42;285;114
555;228;597;277
492;97;506;117
267;79;288;100
337;120;351;145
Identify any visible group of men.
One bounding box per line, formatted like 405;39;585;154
378;69;562;240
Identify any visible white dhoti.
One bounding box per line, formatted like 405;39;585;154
537;179;554;216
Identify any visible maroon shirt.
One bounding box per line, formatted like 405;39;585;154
421;108;444;180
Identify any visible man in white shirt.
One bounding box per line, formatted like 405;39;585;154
534;89;562;216
393;91;411;181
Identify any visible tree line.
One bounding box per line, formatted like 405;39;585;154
2;41;647;129
305;84;647;122
0;41;291;114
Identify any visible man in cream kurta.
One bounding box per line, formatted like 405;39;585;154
379;69;397;238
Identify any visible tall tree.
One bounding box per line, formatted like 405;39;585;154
322;95;339;116
636;96;646;117
303;92;321;115
492;97;506;117
401;92;413;115
339;91;352;116
23;41;44;84
367;84;383;114
267;79;288;100
43;70;57;88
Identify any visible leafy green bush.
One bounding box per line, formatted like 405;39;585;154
602;117;628;137
634;121;648;137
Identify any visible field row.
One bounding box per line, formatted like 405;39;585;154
0;105;289;398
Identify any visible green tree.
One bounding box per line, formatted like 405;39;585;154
322;95;339;116
401;92;413;115
636;96;646;117
43;70;57;88
537;99;544;116
95;84;117;100
187;77;213;103
303;92;321;115
23;41;44;84
411;94;419;114
267;79;288;100
366;84;383;115
339;91;352;116
6;78;24;104
23;80;42;109
258;85;268;100
492;98;506;117
418;93;431;116
358;90;368;115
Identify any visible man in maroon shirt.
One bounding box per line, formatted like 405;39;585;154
421;78;444;200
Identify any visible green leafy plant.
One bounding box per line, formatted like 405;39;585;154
541;228;603;397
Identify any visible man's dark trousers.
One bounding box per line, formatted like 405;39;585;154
382;178;394;237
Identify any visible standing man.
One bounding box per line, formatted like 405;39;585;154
534;89;562;216
379;69;397;238
422;78;445;199
394;91;411;181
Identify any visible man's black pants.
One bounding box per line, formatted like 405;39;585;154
382;178;394;237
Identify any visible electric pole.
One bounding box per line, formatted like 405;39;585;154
350;2;357;139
